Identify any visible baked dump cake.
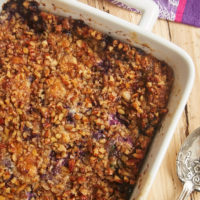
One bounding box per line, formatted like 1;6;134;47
0;0;173;199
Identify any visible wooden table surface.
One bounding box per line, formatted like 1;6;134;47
80;1;200;199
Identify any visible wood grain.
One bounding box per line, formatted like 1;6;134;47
80;1;200;199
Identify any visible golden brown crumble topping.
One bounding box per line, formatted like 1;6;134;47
0;0;173;199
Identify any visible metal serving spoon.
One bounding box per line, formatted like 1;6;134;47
176;127;200;200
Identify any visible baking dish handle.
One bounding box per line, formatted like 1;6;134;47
109;0;159;31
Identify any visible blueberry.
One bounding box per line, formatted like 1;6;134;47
66;113;74;123
50;150;57;160
28;75;36;83
116;113;130;127
23;125;32;133
92;130;105;140
27;192;35;200
109;114;119;125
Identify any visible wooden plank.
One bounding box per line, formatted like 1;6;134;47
148;113;188;200
169;22;200;132
169;22;200;200
81;0;141;25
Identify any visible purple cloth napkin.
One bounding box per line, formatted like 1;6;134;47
108;0;200;27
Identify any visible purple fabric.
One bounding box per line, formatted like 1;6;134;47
182;0;200;27
107;0;200;27
108;0;179;20
154;0;179;20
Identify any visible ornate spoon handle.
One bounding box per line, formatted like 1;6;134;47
177;181;194;200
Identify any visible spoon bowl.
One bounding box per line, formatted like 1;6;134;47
176;127;200;200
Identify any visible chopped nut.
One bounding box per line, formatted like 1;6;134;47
0;183;5;188
42;40;48;47
133;153;144;159
58;144;66;152
114;175;121;183
12;154;17;162
51;137;57;143
99;147;106;154
11;177;18;184
5;187;10;193
80;188;88;196
118;43;123;49
56;133;62;139
23;47;29;54
147;82;152;87
0;195;5;200
121;90;131;101
118;108;125;115
108;46;113;52
76;40;83;48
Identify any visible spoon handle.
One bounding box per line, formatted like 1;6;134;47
177;181;194;200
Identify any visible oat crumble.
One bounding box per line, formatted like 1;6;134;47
0;0;174;199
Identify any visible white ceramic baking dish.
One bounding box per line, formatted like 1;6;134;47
0;0;195;199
